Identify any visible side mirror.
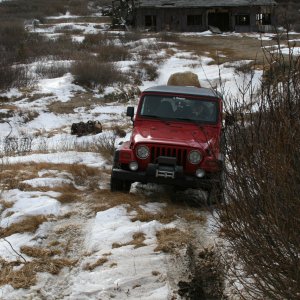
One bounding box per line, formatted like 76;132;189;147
225;114;235;126
126;106;134;123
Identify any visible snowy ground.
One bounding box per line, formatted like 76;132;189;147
0;7;299;300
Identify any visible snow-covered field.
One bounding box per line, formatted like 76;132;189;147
0;6;299;300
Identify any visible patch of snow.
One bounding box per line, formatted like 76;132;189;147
0;233;35;261
46;11;80;20
72;35;85;43
139;202;167;214
0;88;22;98
22;177;73;188
69;205;175;299
1;189;61;227
5;151;106;168
36;73;84;102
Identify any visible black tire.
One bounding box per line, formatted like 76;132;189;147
110;176;131;193
207;171;225;205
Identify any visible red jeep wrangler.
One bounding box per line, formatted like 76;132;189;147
110;85;224;202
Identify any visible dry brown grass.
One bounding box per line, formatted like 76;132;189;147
0;215;47;238
0;199;13;210
152;270;160;276
154;228;191;253
20;246;61;258
0;257;76;289
173;35;276;67
90;189;206;227
112;232;146;249
0;162;101;193
47;93;101;114
83;257;108;271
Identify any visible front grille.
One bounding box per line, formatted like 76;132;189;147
150;145;187;166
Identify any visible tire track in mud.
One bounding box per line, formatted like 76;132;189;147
163;189;225;300
20;185;224;300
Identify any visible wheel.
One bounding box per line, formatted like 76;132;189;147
207;171;224;205
207;185;222;205
110;176;131;193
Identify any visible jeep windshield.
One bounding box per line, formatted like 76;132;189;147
139;94;219;124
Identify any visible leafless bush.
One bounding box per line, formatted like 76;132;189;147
103;84;140;103
95;132;117;163
219;40;300;299
97;44;131;62
118;31;143;44
24;34;81;61
35;62;70;79
3;136;33;156
135;62;159;81
82;33;110;47
72;59;127;88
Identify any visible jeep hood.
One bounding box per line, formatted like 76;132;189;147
131;122;219;149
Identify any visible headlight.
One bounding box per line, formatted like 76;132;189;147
188;150;202;164
136;145;150;159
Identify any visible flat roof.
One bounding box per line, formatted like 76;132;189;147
143;85;221;98
138;0;277;7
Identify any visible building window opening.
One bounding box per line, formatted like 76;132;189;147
235;15;250;26
256;13;271;25
145;15;157;29
187;15;202;26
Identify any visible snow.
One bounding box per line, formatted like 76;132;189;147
5;151;106;168
0;88;22;98
71;206;174;299
46;11;81;20
36;73;84;102
0;233;35;261
1;189;62;227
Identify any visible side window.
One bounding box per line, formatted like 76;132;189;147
235;15;250;26
187;15;202;26
145;15;157;29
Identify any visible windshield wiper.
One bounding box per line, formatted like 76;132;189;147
141;114;159;118
173;117;195;122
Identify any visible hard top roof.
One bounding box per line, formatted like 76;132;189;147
143;85;222;99
138;0;277;7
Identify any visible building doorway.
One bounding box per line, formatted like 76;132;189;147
208;12;230;31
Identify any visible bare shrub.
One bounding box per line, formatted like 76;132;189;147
35;61;70;79
72;59;127;88
97;44;131;62
118;31;143;44
219;41;300;299
0;20;30;89
103;84;140;103
95;132;117;163
135;62;159;81
82;33;110;47
3;135;33;156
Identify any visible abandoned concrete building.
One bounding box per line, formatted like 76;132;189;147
132;0;277;32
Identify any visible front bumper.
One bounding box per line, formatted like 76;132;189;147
111;163;220;190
